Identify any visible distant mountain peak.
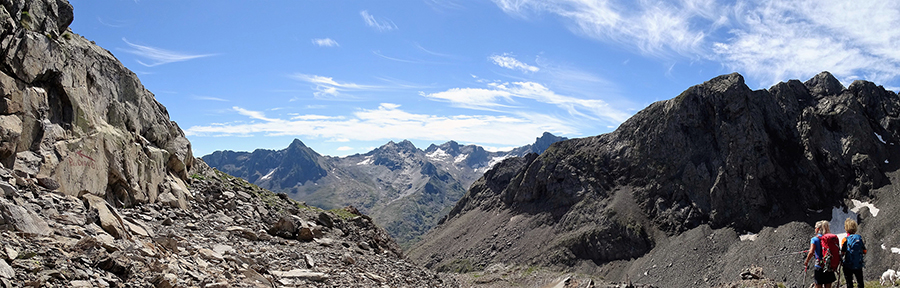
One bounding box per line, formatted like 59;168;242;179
804;71;844;96
289;138;308;148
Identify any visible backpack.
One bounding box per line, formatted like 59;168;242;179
843;234;865;269
818;233;841;272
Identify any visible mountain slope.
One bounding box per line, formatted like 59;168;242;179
409;72;900;287
203;134;565;247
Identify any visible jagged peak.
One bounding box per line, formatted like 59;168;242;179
288;138;308;148
704;72;747;94
804;71;844;97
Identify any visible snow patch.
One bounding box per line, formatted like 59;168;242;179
357;156;374;165
260;168;277;181
893;248;900;254
426;148;450;161
875;132;887;144
454;153;467;164
739;233;757;241
882;244;887;250
830;206;857;243
487;155;511;169
850;199;879;217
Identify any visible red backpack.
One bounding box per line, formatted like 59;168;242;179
818;233;841;272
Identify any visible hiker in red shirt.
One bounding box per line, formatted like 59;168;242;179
804;220;839;288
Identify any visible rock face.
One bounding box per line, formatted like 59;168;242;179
203;134;565;248
0;0;193;209
410;72;900;287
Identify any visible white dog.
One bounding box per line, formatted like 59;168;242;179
883;269;899;286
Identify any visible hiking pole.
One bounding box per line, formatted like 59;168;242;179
836;263;842;288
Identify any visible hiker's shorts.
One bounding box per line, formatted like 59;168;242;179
814;268;836;284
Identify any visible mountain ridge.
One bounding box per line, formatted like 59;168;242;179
203;133;567;247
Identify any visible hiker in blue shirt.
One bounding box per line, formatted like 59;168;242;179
841;218;866;288
804;220;837;288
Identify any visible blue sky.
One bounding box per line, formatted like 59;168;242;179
68;0;900;157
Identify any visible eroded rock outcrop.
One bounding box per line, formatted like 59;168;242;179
0;0;193;209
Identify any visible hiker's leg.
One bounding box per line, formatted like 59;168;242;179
854;269;864;288
844;267;854;288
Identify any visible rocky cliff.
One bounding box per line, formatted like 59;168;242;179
203;134;565;248
0;0;193;209
409;72;900;287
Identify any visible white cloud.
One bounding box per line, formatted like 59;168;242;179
185;104;575;147
422;80;630;123
490;53;540;72
491;0;719;57
713;0;900;86
290;115;345;121
121;38;217;67
311;38;339;47
421;88;515;111
336;146;354;151
491;0;900;86
360;10;397;32
233;106;280;122
192;95;229;102
291;74;380;99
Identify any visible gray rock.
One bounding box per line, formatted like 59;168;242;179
268;215;297;239
270;269;328;282
81;194;128;239
0;198;50;235
0;256;13;279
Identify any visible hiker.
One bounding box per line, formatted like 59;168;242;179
842;218;867;288
804;220;838;288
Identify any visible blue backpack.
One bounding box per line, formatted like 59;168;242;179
843;234;865;269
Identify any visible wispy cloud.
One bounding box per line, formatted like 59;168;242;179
312;38;339;47
336;146;354;151
415;43;461;59
233;106;280;122
121;38;217;67
185;103;576;147
192;95;229;102
491;0;900;86
291;74;381;99
712;0;900;86
491;0;720;58
422;79;630;123
372;50;447;65
360;10;397;32
490;53;539;72
97;17;129;28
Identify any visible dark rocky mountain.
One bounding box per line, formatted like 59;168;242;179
410;72;900;287
203;133;566;248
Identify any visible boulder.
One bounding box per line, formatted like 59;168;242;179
0;255;14;278
81;194;128;239
0;198;50;235
297;219;314;241
268;215;297;239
